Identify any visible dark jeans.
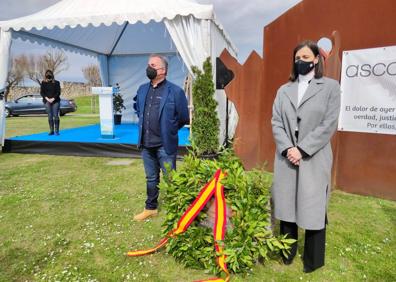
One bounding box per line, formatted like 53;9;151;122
45;102;60;133
45;101;60;121
141;146;176;210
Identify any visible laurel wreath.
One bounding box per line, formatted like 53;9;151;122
159;150;294;275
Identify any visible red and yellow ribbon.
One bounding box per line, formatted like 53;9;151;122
127;169;229;282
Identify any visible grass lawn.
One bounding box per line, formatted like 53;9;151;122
1;113;395;281
0;152;394;282
71;96;100;115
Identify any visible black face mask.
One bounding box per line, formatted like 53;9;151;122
46;74;53;80
146;66;157;80
295;60;315;75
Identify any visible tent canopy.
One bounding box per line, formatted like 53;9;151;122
0;0;235;56
0;0;213;30
0;0;238;145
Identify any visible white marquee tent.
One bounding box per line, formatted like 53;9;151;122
0;0;238;146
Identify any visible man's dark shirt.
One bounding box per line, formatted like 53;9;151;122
142;79;166;148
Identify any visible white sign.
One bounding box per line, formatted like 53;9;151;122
338;46;396;135
91;87;114;95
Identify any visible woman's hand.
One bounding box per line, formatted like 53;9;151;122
45;97;55;103
287;147;302;166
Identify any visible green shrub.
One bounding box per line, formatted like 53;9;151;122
191;58;220;155
113;92;126;114
160;149;294;275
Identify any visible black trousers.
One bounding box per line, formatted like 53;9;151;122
280;220;326;271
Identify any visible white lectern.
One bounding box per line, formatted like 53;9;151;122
91;87;115;139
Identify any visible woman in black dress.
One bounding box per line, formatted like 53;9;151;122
40;70;61;135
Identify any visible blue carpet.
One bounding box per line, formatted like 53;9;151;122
9;123;191;146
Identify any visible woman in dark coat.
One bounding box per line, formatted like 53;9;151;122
40;69;61;135
271;40;341;273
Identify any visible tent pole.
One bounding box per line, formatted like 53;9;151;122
108;21;129;56
225;96;229;148
106;55;110;87
106;21;129;86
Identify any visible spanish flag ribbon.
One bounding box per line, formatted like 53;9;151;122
127;169;230;282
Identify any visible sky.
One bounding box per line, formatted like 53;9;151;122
0;0;302;82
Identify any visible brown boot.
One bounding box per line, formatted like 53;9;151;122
133;209;158;221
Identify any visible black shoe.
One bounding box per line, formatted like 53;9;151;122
48;131;54;136
282;254;295;265
54;120;60;135
303;265;321;273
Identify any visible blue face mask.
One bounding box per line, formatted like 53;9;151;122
295;60;315;75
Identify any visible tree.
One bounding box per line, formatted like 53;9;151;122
82;64;101;86
5;55;29;101
82;64;102;113
27;49;69;85
191;57;220;156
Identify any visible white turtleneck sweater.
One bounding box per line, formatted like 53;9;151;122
297;70;315;106
295;71;315;132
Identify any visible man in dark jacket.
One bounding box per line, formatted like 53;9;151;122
133;54;189;221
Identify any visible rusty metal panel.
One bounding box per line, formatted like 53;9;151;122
222;0;396;200
219;50;264;170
